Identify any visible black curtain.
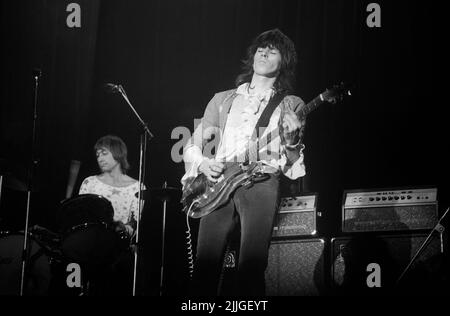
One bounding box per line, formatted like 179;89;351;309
1;0;100;229
1;0;441;295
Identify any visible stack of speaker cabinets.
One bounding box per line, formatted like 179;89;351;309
264;187;445;296
265;193;326;296
223;187;445;296
331;187;444;295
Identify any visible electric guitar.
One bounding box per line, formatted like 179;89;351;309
181;82;352;219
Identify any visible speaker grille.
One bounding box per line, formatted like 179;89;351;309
265;238;325;296
273;211;316;237
331;233;443;293
342;205;438;232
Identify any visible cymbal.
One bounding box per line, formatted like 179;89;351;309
0;160;39;191
3;176;39;192
135;187;181;202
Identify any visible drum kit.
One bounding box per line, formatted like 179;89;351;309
0;192;127;295
0;171;181;295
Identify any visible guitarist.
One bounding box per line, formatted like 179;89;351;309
182;29;306;296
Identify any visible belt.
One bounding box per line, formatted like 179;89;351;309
255;162;280;175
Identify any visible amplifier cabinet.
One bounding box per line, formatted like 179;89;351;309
330;233;443;294
273;194;318;237
266;238;326;296
342;187;438;233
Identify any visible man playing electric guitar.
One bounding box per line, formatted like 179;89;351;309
181;29;306;296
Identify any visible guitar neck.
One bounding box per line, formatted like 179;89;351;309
235;92;329;162
298;94;326;119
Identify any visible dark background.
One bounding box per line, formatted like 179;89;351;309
0;0;442;295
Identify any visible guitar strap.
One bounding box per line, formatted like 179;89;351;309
249;92;285;161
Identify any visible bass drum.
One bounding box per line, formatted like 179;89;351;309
0;231;51;295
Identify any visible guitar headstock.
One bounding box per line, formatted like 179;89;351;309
321;82;352;104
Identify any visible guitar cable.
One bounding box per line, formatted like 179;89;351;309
185;201;198;279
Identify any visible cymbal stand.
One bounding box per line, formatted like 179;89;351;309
159;181;169;296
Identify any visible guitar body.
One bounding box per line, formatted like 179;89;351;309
181;162;267;218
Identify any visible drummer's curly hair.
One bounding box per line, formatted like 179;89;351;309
94;135;130;173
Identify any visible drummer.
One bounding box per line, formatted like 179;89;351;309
79;135;141;238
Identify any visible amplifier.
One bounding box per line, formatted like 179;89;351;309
266;238;326;296
330;233;443;294
272;194;318;237
342;187;438;233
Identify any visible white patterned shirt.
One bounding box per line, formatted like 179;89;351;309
79;175;141;224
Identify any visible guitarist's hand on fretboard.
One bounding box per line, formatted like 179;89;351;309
199;159;225;182
281;107;303;145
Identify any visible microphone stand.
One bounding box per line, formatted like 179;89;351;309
113;84;153;296
20;68;41;295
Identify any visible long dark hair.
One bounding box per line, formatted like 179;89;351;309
94;135;130;173
235;28;297;94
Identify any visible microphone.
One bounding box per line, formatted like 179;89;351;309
104;83;122;93
32;68;42;79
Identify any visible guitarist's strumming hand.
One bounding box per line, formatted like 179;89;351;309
199;159;225;182
282;107;303;146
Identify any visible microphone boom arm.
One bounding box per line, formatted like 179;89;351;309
116;84;154;139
